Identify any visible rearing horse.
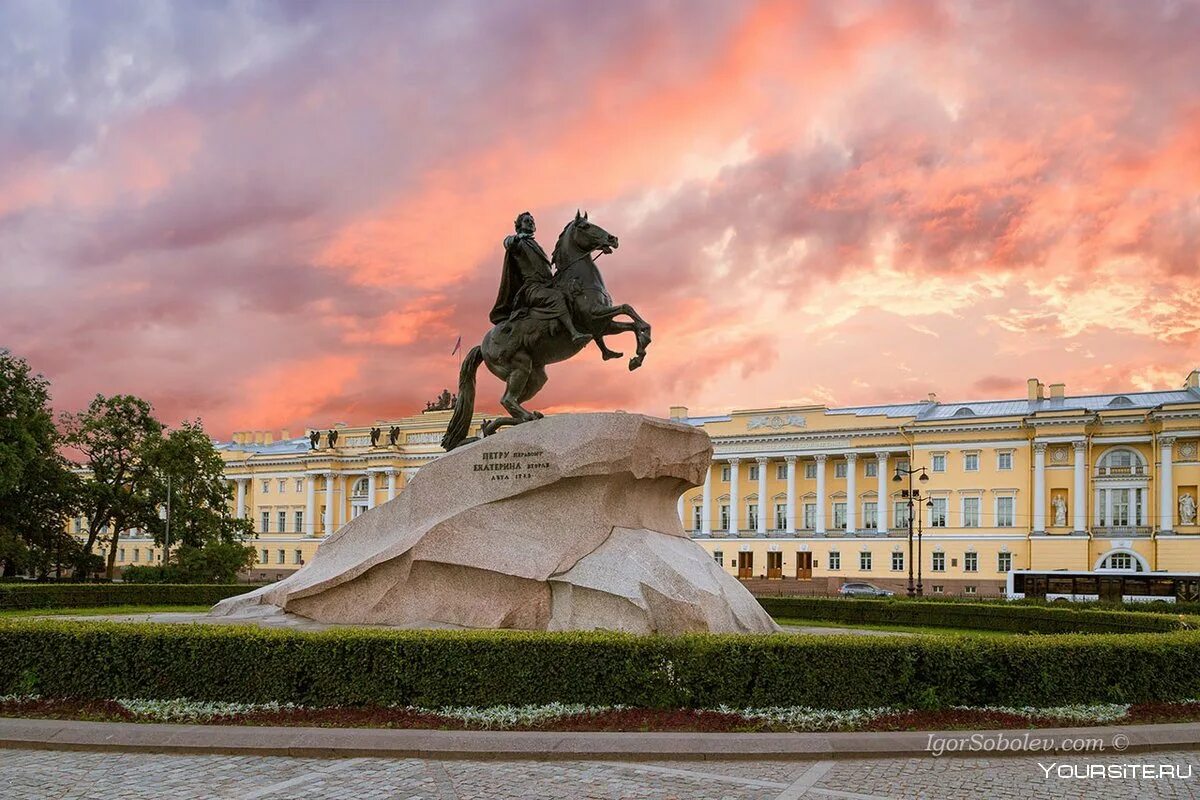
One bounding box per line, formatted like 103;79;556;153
441;211;651;450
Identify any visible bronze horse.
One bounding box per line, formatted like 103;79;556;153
441;212;651;450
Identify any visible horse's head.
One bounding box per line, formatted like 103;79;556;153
553;210;619;265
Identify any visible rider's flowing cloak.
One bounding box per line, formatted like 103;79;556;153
490;233;560;324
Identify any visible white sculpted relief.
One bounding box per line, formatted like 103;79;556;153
1180;493;1197;526
1051;494;1067;527
747;415;807;431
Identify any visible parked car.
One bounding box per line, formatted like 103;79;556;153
838;582;894;597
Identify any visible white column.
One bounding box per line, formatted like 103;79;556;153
701;464;712;536
756;457;768;535
876;452;889;533
727;458;740;534
386;469;397;501
1033;443;1047;533
1094;487;1102;527
677;495;684;522
323;471;334;535
1073;441;1087;533
1161;437;1175;533
367;471;377;509
785;457;797;532
1105;489;1113;529
815;454;828;535
845;453;858;534
305;476;316;536
235;479;247;519
1140;488;1150;527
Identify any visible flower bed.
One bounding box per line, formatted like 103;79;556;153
2;694;1198;732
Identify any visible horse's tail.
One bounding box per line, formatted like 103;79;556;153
440;345;483;451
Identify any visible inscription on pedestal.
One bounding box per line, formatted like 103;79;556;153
472;449;551;481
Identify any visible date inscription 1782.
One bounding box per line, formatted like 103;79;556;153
472;450;551;482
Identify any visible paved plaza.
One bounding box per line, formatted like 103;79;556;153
3;747;1197;800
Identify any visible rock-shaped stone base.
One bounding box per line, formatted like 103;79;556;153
212;413;778;635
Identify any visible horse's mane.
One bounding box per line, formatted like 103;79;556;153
551;219;576;267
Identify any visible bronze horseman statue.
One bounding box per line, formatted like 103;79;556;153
441;210;651;450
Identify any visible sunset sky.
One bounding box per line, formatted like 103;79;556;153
3;0;1199;438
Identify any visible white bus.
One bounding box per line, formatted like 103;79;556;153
1006;570;1200;604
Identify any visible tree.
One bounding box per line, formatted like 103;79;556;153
62;395;164;579
0;351;79;577
146;420;254;549
122;542;256;584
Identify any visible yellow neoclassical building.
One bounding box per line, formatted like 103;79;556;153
96;372;1200;593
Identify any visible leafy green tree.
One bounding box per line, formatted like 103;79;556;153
62;395;165;579
146;420;254;549
122;542;256;584
0;351;79;577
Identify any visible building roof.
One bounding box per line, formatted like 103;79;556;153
824;387;1200;422
215;437;311;455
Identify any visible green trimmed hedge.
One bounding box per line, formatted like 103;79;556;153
0;584;257;611
757;596;1190;634
2;620;1199;709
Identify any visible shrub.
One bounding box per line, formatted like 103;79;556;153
756;596;1190;634
0;583;257;611
1;620;1198;709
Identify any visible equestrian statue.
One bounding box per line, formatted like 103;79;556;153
440;210;651;450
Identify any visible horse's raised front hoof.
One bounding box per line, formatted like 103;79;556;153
602;350;624;361
628;355;644;371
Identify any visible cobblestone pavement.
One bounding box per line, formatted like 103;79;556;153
2;748;1197;799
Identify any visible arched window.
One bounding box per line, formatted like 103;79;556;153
1095;549;1146;572
1097;447;1145;476
351;477;369;498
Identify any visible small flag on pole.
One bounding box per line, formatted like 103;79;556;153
451;335;462;355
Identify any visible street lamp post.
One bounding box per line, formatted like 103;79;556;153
893;457;931;598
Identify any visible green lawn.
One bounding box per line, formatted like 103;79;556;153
773;616;1017;638
0;605;211;618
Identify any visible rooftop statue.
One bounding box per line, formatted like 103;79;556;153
441;210;651;450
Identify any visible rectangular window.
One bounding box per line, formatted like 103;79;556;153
721;465;730;482
996;497;1015;527
997;451;1013;471
294;549;303;565
278;511;287;534
713;551;724;566
964;453;980;472
891;551;904;571
932;585;944;594
260;548;268;563
932;454;946;472
692;505;703;531
295;478;304;492
261;511;270;533
964;551;978;572
964;585;977;595
132;549;140;562
863;502;878;529
774;503;786;530
776;464;786;480
828;551;841;570
859;551;872;571
962;497;980;528
748;465;759;481
894;501;910;528
930;498;948;527
932;551;946;572
803;503;816;530
804;463;817;480
261;480;269;493
295;510;304;533
719;504;729;530
865;461;878;478
748;504;759;530
833;502;847;529
118;548;125;562
277;549;285;565
834;461;847;478
997;552;1012;573
897;459;910;473
278;479;286;493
